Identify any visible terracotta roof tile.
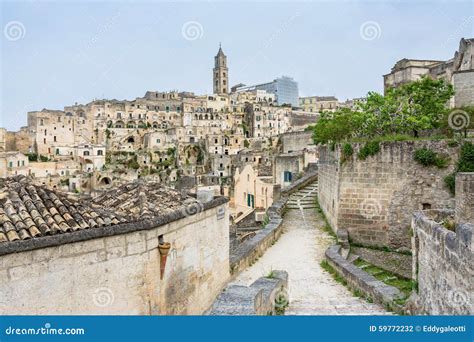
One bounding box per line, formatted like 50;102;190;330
0;176;201;247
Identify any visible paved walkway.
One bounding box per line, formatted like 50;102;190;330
232;182;390;315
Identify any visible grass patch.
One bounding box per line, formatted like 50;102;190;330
354;259;415;301
266;269;275;279
320;259;375;303
314;198;337;241
320;260;347;286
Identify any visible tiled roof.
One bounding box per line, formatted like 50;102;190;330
0;176;127;244
0;176;200;245
92;181;199;220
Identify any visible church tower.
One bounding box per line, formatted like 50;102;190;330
213;44;228;94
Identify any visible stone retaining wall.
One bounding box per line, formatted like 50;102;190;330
209;270;288;315
318;141;460;249
412;209;473;314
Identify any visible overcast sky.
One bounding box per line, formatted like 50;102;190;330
1;0;473;130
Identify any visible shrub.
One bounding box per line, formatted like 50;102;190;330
414;147;448;168
445;142;474;194
341;143;353;163
458;141;474;172
358;141;380;160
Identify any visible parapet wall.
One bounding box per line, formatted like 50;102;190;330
318;141;458;249
412;210;473;314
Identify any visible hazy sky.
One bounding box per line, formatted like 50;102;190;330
1;0;473;130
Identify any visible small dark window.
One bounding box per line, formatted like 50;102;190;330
422;203;431;210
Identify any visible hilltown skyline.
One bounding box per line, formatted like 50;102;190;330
1;0;473;130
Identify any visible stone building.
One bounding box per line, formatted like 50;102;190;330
0;152;29;178
0;176;230;314
213;45;229;95
299;96;338;113
383;38;473;107
232;163;275;218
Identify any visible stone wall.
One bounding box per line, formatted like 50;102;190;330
318;141;459;249
209;270;288;315
412;210;473;314
280;131;314;153
455;172;473;224
0;200;230;315
453;70;474;107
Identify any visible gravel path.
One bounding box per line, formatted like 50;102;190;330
232;184;390;315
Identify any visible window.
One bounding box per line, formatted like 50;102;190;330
8;161;12;168
53;136;57;142
84;151;90;156
284;171;292;182
97;150;103;156
156;139;161;143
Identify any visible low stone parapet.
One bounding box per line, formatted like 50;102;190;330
208;270;288;315
325;245;403;309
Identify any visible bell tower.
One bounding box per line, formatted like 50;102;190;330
213;44;228;94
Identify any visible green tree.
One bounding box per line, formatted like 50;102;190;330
312;77;455;144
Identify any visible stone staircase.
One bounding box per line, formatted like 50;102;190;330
286;181;318;210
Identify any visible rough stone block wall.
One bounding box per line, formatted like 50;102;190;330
453;71;474;108
316;146;340;232
318;141;458;249
412;210;473;315
455;172;474;224
280;131;314;153
0;204;230;315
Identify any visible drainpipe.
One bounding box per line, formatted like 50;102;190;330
158;242;171;280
